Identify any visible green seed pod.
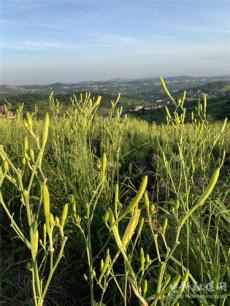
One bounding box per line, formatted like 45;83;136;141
100;259;104;272
96;95;102;106
42;113;49;149
122;207;141;249
144;191;150;213
26;113;33;131
162;218;168;236
61;203;68;228
140;248;145;272
101;153;107;181
31;229;39;260
43;183;51;232
24;136;29;153
119;176;148;221
50;213;55;227
143;279;148;296
43;184;50;215
197;167;220;207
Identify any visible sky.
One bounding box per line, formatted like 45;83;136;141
0;0;230;84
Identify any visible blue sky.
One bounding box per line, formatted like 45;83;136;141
0;0;230;84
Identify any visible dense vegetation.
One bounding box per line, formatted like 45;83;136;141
0;92;144;117
0;83;230;306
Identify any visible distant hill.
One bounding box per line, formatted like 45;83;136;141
181;80;230;97
1;75;230;101
1;76;230;122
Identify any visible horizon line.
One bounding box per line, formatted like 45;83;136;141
1;74;230;87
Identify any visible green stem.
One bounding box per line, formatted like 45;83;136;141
42;237;67;300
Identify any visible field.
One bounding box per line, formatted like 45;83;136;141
0;86;230;306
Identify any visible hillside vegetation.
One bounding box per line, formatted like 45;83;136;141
1;79;230;123
0;82;230;306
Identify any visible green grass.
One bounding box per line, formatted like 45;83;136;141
0;88;230;306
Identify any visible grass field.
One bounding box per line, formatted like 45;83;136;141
0;86;230;306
